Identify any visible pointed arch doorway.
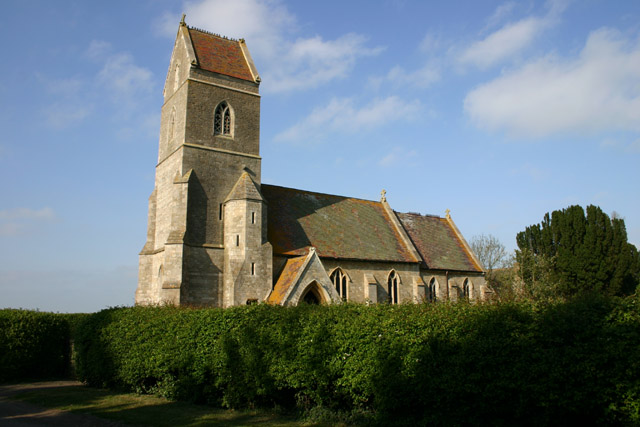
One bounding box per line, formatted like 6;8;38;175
299;281;327;305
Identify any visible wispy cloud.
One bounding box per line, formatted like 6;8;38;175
601;137;640;153
372;63;441;91
0;207;55;221
378;146;419;167
509;163;549;181
457;0;567;69
275;96;422;143
161;0;383;93
0;207;56;236
484;1;518;30
464;28;640;138
40;41;155;134
44;104;91;129
91;42;154;114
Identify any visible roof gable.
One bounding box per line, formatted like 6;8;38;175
396;212;482;272
261;185;415;262
267;248;340;305
187;27;255;82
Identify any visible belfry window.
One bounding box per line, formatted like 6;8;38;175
387;270;399;304
214;101;233;136
330;268;348;300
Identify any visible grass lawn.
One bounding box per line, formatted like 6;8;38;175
14;384;331;426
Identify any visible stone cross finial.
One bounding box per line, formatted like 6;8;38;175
445;209;451;219
180;14;186;26
380;189;387;202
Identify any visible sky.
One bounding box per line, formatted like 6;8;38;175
1;0;639;313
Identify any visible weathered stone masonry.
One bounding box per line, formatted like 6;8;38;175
136;19;487;307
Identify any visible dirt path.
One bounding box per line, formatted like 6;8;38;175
0;381;126;426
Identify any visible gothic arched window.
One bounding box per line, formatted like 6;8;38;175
387;270;399;304
462;278;471;301
214;101;233;136
429;277;437;302
330;268;348;300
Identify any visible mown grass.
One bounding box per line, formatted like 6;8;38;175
14;384;338;426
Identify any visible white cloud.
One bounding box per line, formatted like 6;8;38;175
267;33;382;93
419;33;443;53
275;96;422;143
459;17;546;69
164;0;382;93
464;28;640;138
458;0;566;69
0;207;56;236
97;52;154;108
484;2;517;30
40;41;155;131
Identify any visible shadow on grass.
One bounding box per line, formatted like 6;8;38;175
10;383;306;426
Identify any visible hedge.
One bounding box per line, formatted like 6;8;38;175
74;295;640;425
0;310;77;382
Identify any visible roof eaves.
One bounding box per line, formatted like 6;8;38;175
444;212;484;272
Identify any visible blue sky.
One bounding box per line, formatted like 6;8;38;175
1;0;639;312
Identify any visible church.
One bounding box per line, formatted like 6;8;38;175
135;18;487;307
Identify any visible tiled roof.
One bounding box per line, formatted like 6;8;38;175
396;212;482;272
267;255;308;304
261;185;415;262
188;28;254;82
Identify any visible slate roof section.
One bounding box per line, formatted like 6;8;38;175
188;28;255;82
267;254;307;304
396;212;482;272
261;185;415;262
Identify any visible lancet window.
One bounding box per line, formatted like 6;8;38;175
428;277;437;302
387;270;399;304
462;278;470;301
330;268;348;300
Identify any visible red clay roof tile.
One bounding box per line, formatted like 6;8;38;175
267;254;308;304
188;28;254;82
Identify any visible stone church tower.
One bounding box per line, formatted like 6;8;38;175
136;18;273;307
137;19;488;308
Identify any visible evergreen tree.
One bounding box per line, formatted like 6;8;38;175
516;205;640;297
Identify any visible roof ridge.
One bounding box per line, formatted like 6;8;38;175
261;183;378;204
188;25;240;42
400;211;442;219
